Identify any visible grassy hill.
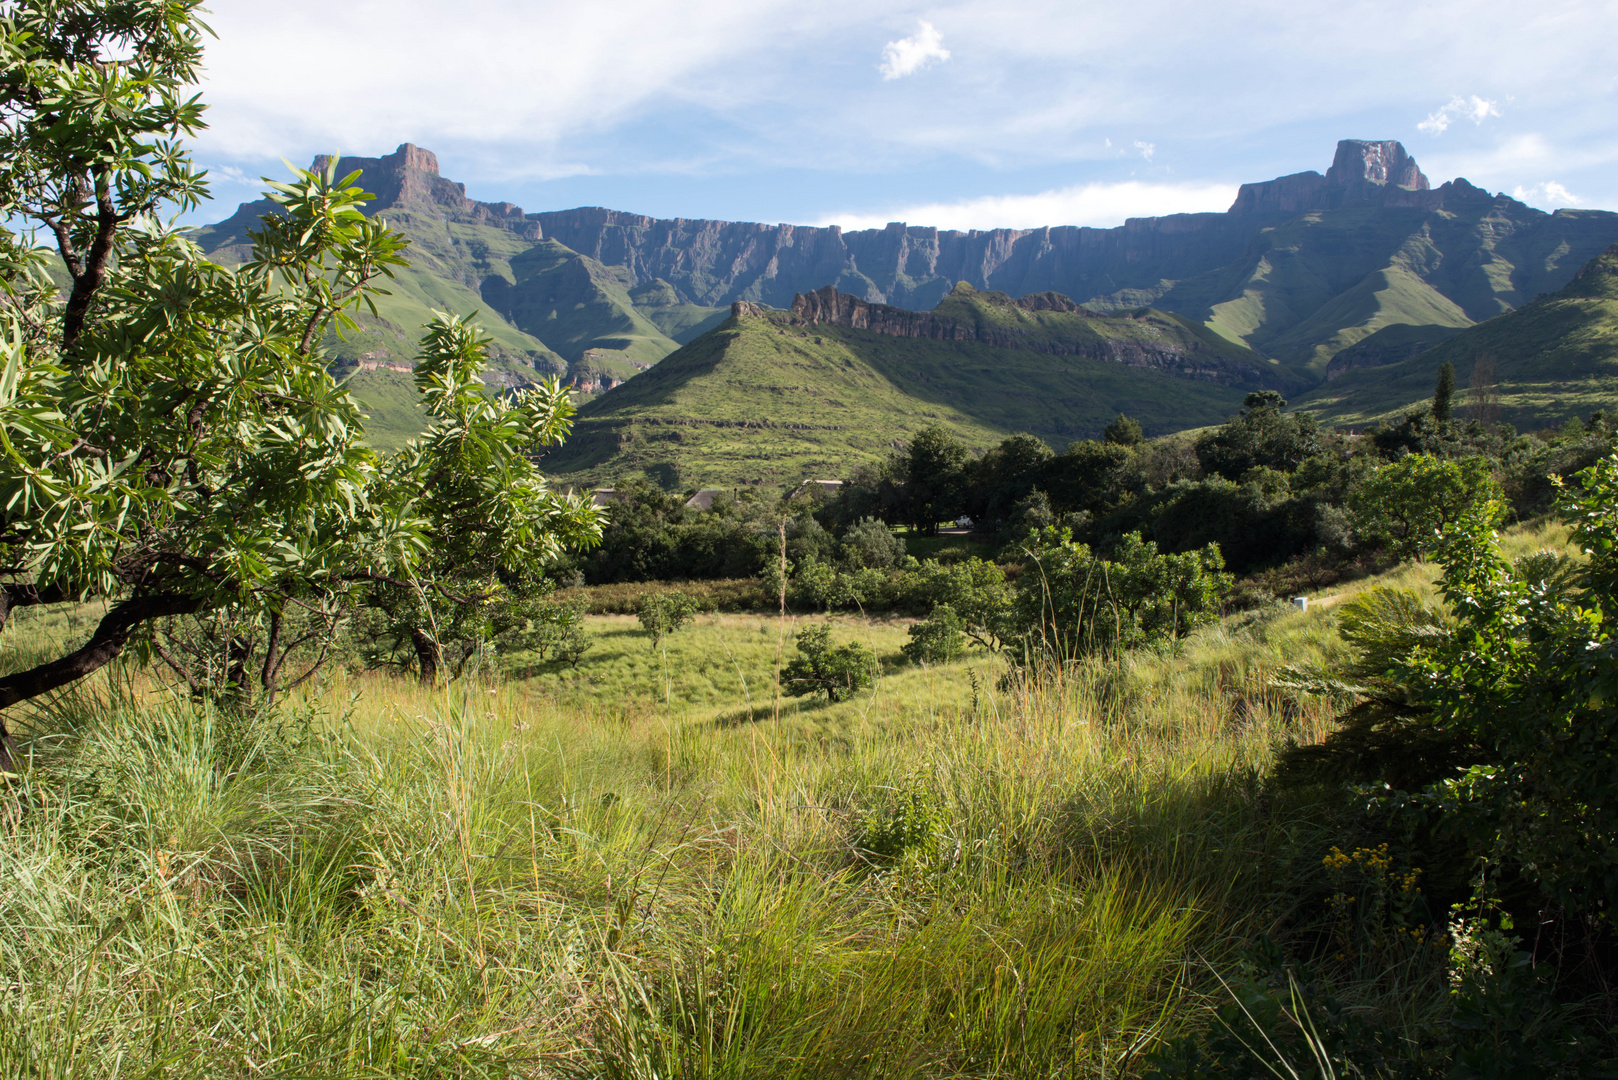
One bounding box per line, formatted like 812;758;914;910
1151;199;1618;378
543;298;1262;487
191;148;724;447
1296;242;1618;428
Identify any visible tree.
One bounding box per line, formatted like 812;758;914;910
967;432;1053;526
1432;361;1456;428
1014;528;1231;658
1467;356;1502;428
838;516;905;570
0;1;601;769
1351;454;1503;561
1103;413;1144;447
636;591;699;647
781;623;877;702
1194;392;1321;481
903;424;969;534
359;316;604;683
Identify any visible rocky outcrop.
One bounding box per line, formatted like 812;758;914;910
534;206;1256;311
734;285;1274;387
312;143;542;238
1228;140;1439;216
1326;140;1429;191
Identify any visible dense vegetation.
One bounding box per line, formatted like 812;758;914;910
1;3;1615;1076
563;388;1616;600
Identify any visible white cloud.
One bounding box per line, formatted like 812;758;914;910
184;1;1618;219
1133;140;1155;162
195;0;868;160
817;180;1239;231
1417;94;1502;135
1512;180;1581;207
879;21;951;80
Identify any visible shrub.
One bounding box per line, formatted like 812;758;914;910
901;604;966;665
901;557;1014;650
636;592;700;646
853;771;950;867
1014;528;1231;659
528;599;591;668
781;624;878;702
839;516;907;570
790;556;841;612
1350;453;1504;561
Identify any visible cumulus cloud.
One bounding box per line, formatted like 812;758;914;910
1511;180;1580;208
879;21;951;80
1133;140;1155;162
1417;94;1502;135
817;180;1239;231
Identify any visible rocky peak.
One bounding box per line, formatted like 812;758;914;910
1325;140;1429;191
1229;139;1434;215
310;143;540;239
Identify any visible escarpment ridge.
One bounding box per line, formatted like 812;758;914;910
733;284;1282;388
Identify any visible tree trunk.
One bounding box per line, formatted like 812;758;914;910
0;592;202;776
412;627;442;686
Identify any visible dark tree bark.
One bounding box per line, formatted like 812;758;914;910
412;627;442;687
0;592;200;777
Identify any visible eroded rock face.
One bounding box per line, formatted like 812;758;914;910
312;143;541;238
1327;140;1429;191
1228;140;1436;216
729;286;1274;387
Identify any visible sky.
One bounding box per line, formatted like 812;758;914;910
192;0;1618;232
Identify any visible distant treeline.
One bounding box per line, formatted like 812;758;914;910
557;381;1617;591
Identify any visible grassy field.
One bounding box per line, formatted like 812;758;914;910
0;522;1580;1077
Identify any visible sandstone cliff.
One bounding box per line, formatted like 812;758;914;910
310;143;541;237
732;284;1281;388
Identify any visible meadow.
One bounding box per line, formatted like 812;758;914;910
0;522;1578;1077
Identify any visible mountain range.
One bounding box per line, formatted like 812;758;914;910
192;139;1618;470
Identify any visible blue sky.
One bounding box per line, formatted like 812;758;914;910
193;0;1618;230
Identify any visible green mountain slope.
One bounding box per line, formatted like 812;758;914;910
1296;243;1618;427
1152;195;1618;377
543;291;1265;487
190;146;724;445
187;140;1618;454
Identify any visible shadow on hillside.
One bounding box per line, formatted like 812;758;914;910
710;697;837;727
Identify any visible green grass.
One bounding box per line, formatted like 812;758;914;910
13;526;1563;1075
543;305;1262;488
1295;243;1618;428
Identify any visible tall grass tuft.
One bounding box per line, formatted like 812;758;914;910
0;566;1485;1076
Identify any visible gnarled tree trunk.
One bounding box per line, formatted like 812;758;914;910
411;627;442;687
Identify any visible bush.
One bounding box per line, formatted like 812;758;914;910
853;771;950;867
901;603;966;665
781;623;878;702
1014;528;1231;659
901;557;1014;650
636;591;700;646
526;598;591;668
1350;453;1504;561
839;517;907;570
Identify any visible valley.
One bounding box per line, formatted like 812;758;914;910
191;139;1618;468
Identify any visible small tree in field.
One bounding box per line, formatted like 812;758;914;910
782;624;877;702
0;0;601;771
637;591;698;647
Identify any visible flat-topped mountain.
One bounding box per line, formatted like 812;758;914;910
189;139;1618;457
